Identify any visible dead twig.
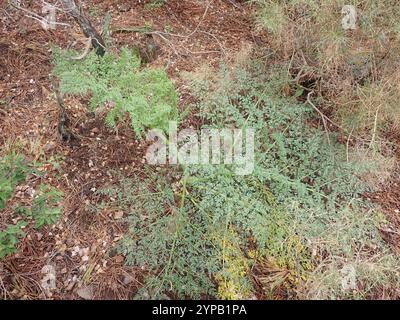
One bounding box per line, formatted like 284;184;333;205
227;0;241;9
112;1;222;58
369;104;382;149
152;32;179;56
307;92;331;145
9;1;71;28
186;1;211;38
112;28;182;57
306;91;371;144
198;30;226;56
69;36;92;60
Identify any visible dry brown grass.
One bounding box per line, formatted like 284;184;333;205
254;0;400;140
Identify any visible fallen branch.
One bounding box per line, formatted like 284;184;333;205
112;27;153;34
113;28;181;57
111;2;225;58
307;92;331;145
306;91;372;145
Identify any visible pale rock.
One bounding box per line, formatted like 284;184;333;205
76;286;94;300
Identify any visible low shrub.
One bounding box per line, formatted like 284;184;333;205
53;47;179;137
104;56;399;299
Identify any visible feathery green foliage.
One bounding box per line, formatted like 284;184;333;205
0;153;29;260
0;221;27;259
145;0;167;9
53;48;179;137
100;58;399;299
0;153;29;209
0;152;63;260
98;169;217;299
185;59;399;299
21;184;64;229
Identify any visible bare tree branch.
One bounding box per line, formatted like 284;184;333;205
59;0;105;56
10;0;105;56
9;0;71;28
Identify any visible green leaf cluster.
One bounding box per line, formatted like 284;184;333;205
53;48;179;137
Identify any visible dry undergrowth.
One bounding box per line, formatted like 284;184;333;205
0;0;258;299
1;0;400;300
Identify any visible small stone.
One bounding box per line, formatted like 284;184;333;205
76;286;94;300
79;247;89;257
43;141;56;153
117;3;131;12
123;274;135;285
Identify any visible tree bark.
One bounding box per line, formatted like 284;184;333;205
60;0;106;56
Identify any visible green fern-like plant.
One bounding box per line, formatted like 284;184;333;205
31;184;63;229
0;221;27;259
53;48;179;137
184;59;399;299
16;184;63;229
98;58;399;299
98;169;218;299
0;153;29;209
0;152;63;260
145;0;167;9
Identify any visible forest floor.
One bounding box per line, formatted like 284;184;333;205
0;0;399;299
0;0;262;300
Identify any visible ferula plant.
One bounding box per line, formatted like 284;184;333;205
52;47;179;137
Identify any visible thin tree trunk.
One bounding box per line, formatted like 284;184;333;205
60;0;106;56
